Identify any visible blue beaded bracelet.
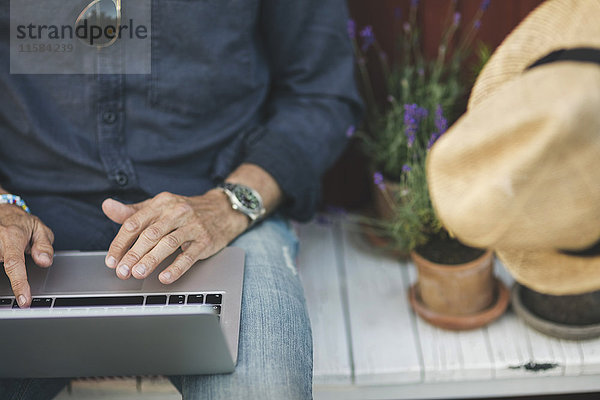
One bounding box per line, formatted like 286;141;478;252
0;194;31;214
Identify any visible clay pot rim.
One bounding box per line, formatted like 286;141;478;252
511;283;600;340
409;278;510;331
410;248;494;273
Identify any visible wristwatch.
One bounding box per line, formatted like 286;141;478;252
218;182;266;226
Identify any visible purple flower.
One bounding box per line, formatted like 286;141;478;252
403;103;428;148
345;125;355;138
373;171;386;191
359;26;375;52
403;22;411;34
402;164;412;173
434;104;448;134
418;68;425;77
481;0;491;12
387;95;395;103
428;105;448;149
427;134;440;149
474;19;482;30
347;19;356;40
453;12;461;27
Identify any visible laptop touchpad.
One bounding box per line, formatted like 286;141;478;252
44;253;144;294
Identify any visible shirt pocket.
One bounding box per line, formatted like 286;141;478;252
149;0;255;116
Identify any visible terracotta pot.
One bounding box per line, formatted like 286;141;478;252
362;175;410;258
412;250;495;315
371;176;399;221
409;249;510;330
360;224;408;259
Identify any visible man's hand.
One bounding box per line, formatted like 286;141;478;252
102;163;283;284
0;205;54;308
102;190;249;283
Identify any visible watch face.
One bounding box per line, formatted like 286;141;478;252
233;185;260;211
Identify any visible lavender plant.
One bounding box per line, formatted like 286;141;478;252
351;0;491;253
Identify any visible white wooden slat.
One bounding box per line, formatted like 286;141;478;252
407;261;493;382
407;262;452;383
340;223;421;385
405;259;439;382
495;260;567;376
489;258;525;379
314;374;600;400
513;317;537;368
437;329;463;381
457;329;494;380
580;336;600;375
560;339;584;376
489;257;548;379
486;312;530;379
296;220;352;385
414;310;442;383
414;313;493;382
524;326;565;376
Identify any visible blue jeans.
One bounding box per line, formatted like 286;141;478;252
0;194;313;400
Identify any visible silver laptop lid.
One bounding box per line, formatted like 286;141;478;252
0;247;245;378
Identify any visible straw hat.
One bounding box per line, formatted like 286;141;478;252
427;0;600;295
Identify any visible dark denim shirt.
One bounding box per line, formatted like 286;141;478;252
0;0;361;226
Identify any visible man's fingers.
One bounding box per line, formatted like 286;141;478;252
159;244;205;284
0;229;31;308
30;221;54;268
130;227;193;280
101;198;139;224
105;204;160;273
120;204;194;279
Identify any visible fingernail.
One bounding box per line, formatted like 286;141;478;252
18;295;27;307
134;264;146;276
117;264;130;277
106;256;117;268
161;272;172;283
39;253;51;263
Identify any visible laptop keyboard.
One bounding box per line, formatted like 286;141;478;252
0;293;223;316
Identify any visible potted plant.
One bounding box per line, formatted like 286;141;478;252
352;0;509;330
511;283;600;340
350;1;483;251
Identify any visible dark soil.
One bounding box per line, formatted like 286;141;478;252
520;285;600;325
416;234;485;265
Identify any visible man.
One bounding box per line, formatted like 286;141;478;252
0;0;361;398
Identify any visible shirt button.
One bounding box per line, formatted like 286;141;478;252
103;111;117;124
115;171;129;187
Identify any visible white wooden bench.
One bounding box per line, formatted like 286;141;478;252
56;215;600;399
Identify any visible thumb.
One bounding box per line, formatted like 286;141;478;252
102;198;137;224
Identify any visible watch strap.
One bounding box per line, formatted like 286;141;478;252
218;182;266;226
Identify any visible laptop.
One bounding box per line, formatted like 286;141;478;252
0;247;245;378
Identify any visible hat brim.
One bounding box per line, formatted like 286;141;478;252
496;248;600;295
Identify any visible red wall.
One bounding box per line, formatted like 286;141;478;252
322;0;545;210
